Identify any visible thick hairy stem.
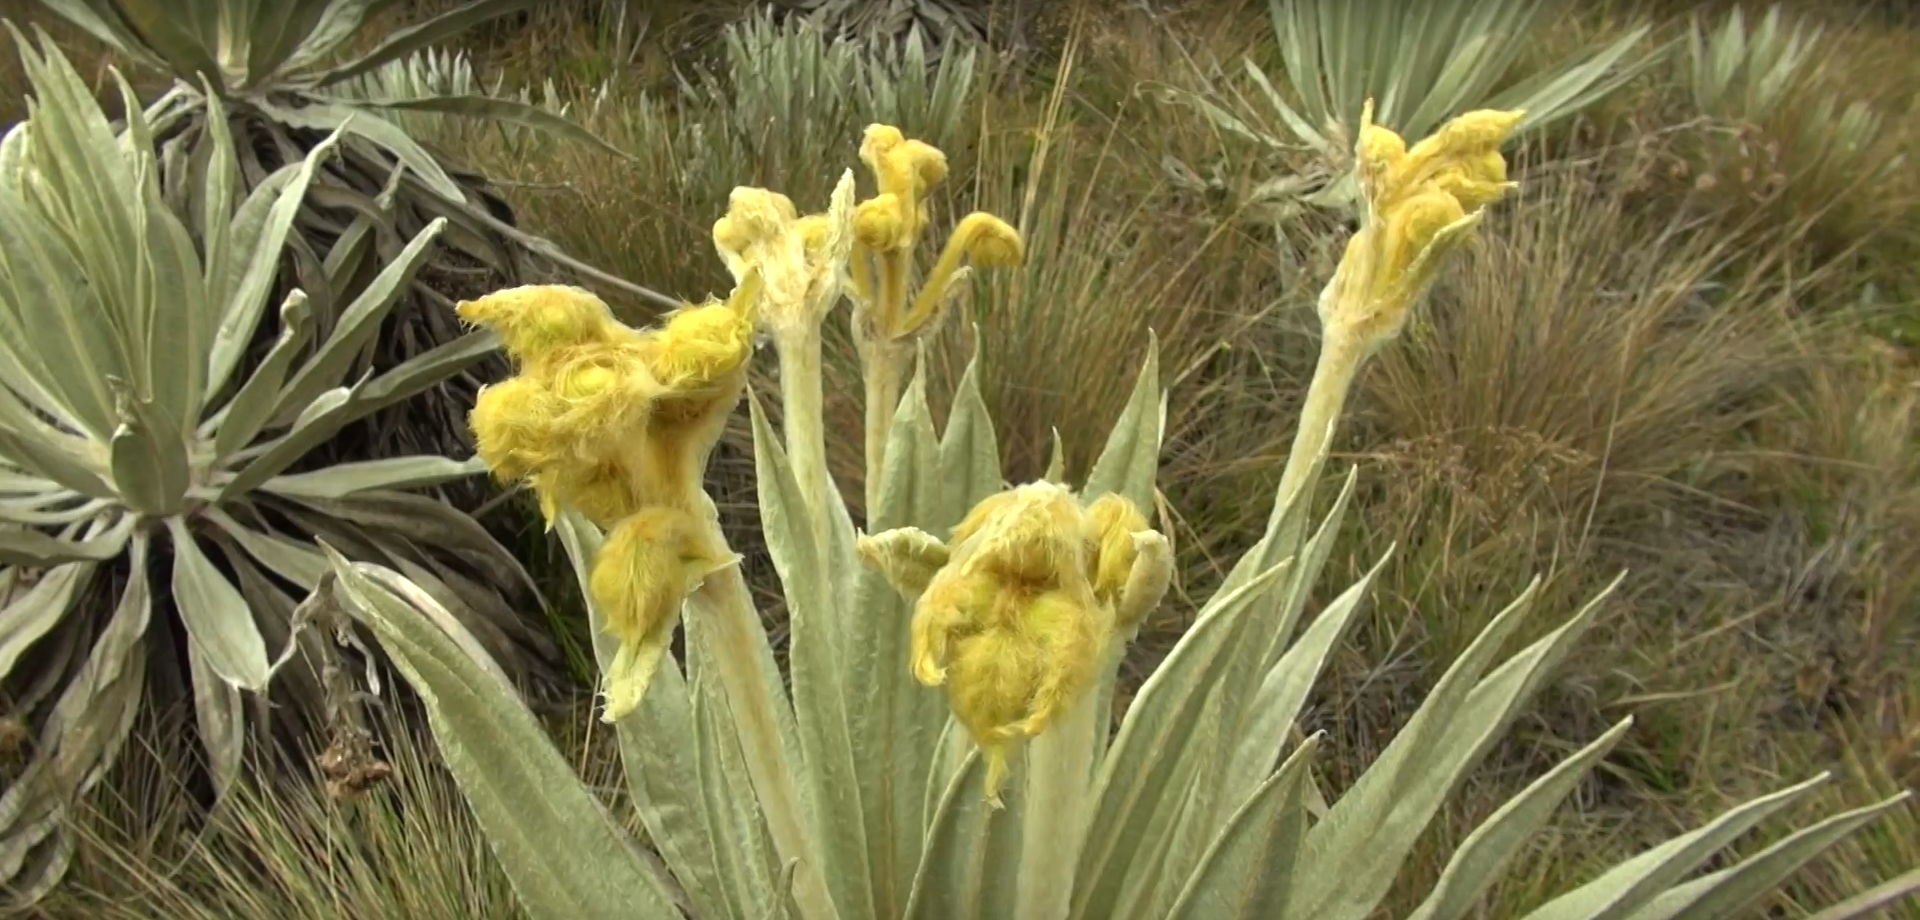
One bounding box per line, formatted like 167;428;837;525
1275;325;1369;513
777;328;833;549
690;527;842;920
862;344;905;515
1015;684;1101;920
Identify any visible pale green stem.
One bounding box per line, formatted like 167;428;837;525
862;343;906;515
1014;683;1101;920
776;327;833;550
687;515;841;920
863;250;911;514
1275;323;1370;514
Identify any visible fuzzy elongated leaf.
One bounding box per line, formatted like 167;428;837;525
260;100;462;200
1289;574;1618;920
166;516;269;689
260;455;486;500
205;133;343;404
323;550;684;920
217;380;369;500
0;426;112;500
1165;735;1320;919
95;0;222;85
1805;868;1920;920
27;0;167;69
357;329;499;412
1520;774;1834;920
107;390;190;516
0;187;124;441
1621;792;1914;920
1070;560;1292;920
749;392;876;920
358;94;631;159
0;523;126;568
688;656;783;920
209;513;328;591
902;750;1023;920
555;511;729;920
315;0;537;88
848;361;947;916
1407;718;1637;920
0;562;94;680
210;290;313;458
1221;503;1370;797
0;533;148;901
936;330;1004;523
1080;331;1161;511
188;641;245;798
272;218;448;422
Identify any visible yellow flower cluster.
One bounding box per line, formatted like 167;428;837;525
863;482;1171;805
847;125;1023;348
1324;101;1524;354
456;277;760;720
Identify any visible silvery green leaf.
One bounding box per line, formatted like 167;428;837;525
1619;792;1914;920
1406;718;1637;920
0;563;95;681
1520;774;1833;920
0;532;149;900
205;131;344;405
217;378;372;501
1219;477;1366;802
1044;428;1066;483
210;290;312;458
272;219;448;424
258;100;463;200
313;0;537;89
188;641;245;799
0;426;113;500
555;510;730;920
0;519;128;567
259;455;486;500
936;327;1004;523
749;391;876;920
1080;331;1161;511
1805;867;1920;920
689;658;782;920
166;516;270;690
1071;560;1292;920
1083;339;1167;761
903;750;1023;920
1126;549;1386;920
204;510;328;590
323;549;685;920
1287;573;1609;920
847;360;947;916
1165;735;1320;919
197;77;235;297
107;386;190;517
0;184;124;441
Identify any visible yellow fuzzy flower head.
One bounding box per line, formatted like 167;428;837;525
454;284;628;369
712;172;857;339
843;125;1024;350
458;271;763;528
1324;100;1523;354
886;482;1171;806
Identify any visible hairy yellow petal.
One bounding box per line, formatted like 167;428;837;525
454;284;623;367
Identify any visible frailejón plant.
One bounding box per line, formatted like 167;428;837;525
1183;0;1664;210
315;112;1914;919
27;0;666;458
0;32;545;906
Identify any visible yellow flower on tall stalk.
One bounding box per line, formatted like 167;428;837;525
846;124;1024;511
1281;100;1523;510
862;482;1172;806
457;275;761;721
